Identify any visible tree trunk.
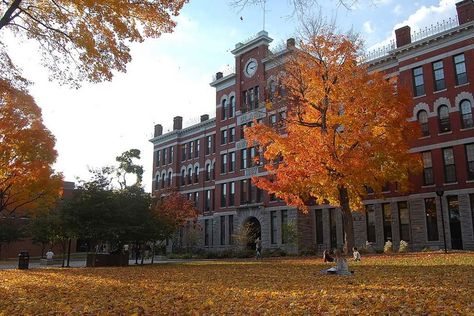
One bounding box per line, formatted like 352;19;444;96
338;186;355;253
66;238;72;267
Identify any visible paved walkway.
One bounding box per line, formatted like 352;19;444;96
0;256;189;270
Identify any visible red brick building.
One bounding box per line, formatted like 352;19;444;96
150;0;474;253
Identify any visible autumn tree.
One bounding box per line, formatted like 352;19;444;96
151;190;198;242
0;0;187;87
0;79;62;216
245;25;421;251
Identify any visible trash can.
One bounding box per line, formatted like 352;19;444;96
18;251;29;270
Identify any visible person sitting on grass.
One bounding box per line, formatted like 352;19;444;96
323;249;335;263
321;249;353;275
353;247;361;261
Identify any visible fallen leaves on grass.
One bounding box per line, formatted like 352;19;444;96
0;253;473;315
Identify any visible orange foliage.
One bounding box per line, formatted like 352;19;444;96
0;80;62;215
152;191;198;233
0;253;472;314
0;0;188;87
246;30;421;212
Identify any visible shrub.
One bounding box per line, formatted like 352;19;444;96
421;247;433;252
384;240;393;253
398;240;409;253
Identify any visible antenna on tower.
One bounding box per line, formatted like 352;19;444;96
262;0;266;31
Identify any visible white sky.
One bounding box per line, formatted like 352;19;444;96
2;0;458;191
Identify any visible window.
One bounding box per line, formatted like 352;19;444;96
241;149;248;169
239;125;245;139
221;99;227;120
182;144;187;161
454;54;467;85
204;219;210;246
466;144;474;180
163;148;167;165
205;164;211;181
398;201;410;242
240;179;248;204
181;169;185;185
212;135;216;153
195;140;200;158
269;80;277;101
229;182;235;206
167;171;172;187
443;147;456;183
229;152;235;172
229;96;235;118
169;147;174;163
205;190;212;211
413;66;425;97
270;114;277;126
221;130;227;145
281;210;288;244
432;60;445;91
469;194;474;237
270;211;277;244
220;154;227;174
250;147;256;167
460;100;473;129
279;111;287;125
221;183;227;207
220;216;225;245
422;151;434;185
206;136;212;155
194;166;199;183
190;141;194;158
438;105;450;133
161;174;165;189
187;167;192;184
425;197;439;241
155;175;160;190
155;151;160;167
418;110;430;137
315;210;324;245
194;192;199;208
229;127;235;142
253;86;260;109
382;203;392;242
366;205;376;243
228;215;234;245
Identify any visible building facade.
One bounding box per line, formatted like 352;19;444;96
150;0;474;253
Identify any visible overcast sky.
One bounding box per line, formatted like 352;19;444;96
4;0;458;191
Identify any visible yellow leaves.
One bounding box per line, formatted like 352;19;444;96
0;253;472;314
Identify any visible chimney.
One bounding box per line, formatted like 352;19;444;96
456;0;474;25
173;116;183;131
200;114;209;122
395;25;411;48
215;72;223;80
287;38;296;49
154;124;163;137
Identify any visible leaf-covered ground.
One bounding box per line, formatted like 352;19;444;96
1;252;473;315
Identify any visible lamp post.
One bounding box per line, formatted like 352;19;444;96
435;188;448;254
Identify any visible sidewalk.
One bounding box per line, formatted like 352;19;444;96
0;256;191;270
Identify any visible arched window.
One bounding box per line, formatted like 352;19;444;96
460;100;473;129
181;169;185;185
206;164;211;181
187;167;192;184
194;166;199;183
161;173;166;189
269;80;277;101
438;105;450;133
229;96;235;118
167;171;172;187
417;110;429;137
155;175;160;190
221;99;227;120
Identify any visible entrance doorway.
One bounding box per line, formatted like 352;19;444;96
447;196;463;250
243;217;261;250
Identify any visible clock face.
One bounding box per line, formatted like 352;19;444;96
245;59;257;77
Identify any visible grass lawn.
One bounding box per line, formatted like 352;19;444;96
0;252;473;315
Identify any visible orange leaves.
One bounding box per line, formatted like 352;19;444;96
246;29;421;213
0;80;62;215
152;191;198;233
0;253;473;314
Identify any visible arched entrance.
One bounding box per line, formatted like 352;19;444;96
242;217;261;250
